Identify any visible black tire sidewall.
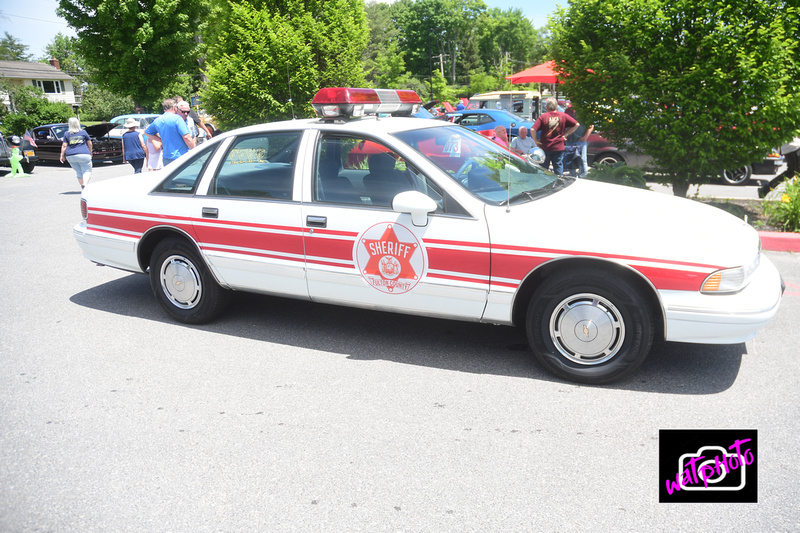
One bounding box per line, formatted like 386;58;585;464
149;238;227;324
527;269;654;384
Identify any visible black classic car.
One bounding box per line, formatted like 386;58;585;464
585;131;783;186
0;131;38;173
31;123;123;163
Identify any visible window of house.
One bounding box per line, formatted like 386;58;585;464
34;80;66;94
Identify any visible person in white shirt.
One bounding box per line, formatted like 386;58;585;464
510;126;536;155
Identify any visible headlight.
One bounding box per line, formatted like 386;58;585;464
701;253;760;294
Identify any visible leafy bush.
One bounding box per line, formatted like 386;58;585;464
0;85;72;135
79;86;136;121
764;177;800;232
583;162;649;189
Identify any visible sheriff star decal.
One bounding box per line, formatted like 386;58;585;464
355;222;426;294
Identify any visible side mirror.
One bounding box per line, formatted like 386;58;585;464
527;147;546;165
392;191;437;227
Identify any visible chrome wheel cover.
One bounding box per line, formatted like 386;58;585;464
721;166;750;185
159;255;202;309
549;293;625;365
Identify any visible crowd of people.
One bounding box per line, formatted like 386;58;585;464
59;95;214;186
485;97;589;177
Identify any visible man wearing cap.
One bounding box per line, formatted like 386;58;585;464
121;118;147;173
144;99;196;166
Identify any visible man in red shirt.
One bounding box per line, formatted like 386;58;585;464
532;98;580;174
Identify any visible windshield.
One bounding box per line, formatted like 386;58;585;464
393;125;573;205
494;108;527;122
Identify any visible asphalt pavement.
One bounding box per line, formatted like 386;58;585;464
1;162;799;532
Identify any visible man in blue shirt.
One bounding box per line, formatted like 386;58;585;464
145;99;196;165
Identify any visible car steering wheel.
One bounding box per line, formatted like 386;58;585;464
455;158;481;183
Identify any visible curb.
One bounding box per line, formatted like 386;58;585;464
758;231;800;252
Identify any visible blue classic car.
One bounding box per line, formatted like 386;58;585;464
445;109;535;138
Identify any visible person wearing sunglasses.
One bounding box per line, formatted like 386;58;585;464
144;98;196;166
174;95;213;144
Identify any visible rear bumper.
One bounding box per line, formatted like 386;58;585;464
73;221;142;274
752;155;784;175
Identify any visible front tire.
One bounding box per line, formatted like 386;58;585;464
526;269;654;384
149;238;229;324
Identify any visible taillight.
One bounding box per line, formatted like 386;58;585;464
80;198;88;220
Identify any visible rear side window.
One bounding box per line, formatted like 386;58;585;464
210;133;300;200
152;149;214;194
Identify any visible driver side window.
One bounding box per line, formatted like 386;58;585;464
314;135;415;208
313;134;467;215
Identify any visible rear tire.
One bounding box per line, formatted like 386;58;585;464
592;153;623;167
22;161;36;173
526;268;654;384
149;238;230;324
720;165;752;186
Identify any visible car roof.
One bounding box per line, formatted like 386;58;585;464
109;114;161;121
212;115;457;140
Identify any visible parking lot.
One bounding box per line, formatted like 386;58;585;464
1;162;799;531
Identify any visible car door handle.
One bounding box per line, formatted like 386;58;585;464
306;215;327;228
202;207;219;219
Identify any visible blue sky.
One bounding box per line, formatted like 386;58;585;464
483;0;563;28
0;0;564;61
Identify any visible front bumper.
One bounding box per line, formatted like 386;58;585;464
660;254;783;344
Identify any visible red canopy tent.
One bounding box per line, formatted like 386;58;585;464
505;60;561;85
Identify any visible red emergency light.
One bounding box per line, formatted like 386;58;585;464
312;88;422;119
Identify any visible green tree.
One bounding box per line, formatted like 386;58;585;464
79;85;136;121
364;1;401;84
41;33;86;84
0;31;33;61
0;85;72;135
477;8;548;80
551;0;800;196
57;0;207;107
373;41;413;90
202;0;368;129
396;0;487;84
429;69;458;104
468;69;502;95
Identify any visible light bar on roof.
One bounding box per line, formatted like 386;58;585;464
312;88;422;119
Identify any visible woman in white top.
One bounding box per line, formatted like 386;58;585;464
146;135;164;171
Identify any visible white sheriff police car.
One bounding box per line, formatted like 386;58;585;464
74;88;783;384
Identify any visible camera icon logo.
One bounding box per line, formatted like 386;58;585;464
679;446;746;491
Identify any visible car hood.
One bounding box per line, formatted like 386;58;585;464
486;178;760;270
85;123;118;138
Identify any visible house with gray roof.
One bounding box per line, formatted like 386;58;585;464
0;59;79;110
